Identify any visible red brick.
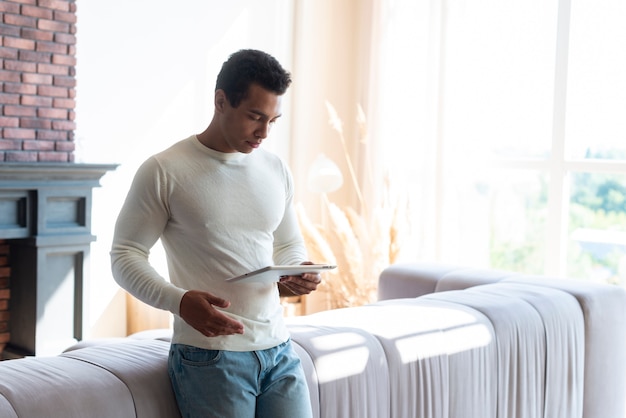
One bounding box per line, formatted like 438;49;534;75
39;0;71;12
22;5;54;19
39;19;70;33
20;27;54;42
52;53;75;66
0;93;20;105
37;107;67;119
21;95;52;107
0;267;9;277
55;140;74;152
0;312;9;322
36;41;67;54
38;85;68;97
54;32;75;45
0;23;21;37
4;128;36;139
23;139;55;150
21;118;52;129
4;13;37;28
38;151;70;162
51;119;75;130
0;117;19;127
0;140;21;150
3;59;37;72
3;83;37;95
54;10;77;24
0;322;8;333
3;36;36;50
0;70;20;82
37;129;68;140
0;289;8;299
37;62;69;76
0;47;18;60
19;49;53;63
5;151;37;162
53;97;74;108
0;2;20;13
52;75;75;87
22;72;54;84
4;105;37;117
0;332;9;344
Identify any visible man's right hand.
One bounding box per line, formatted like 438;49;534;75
179;290;245;337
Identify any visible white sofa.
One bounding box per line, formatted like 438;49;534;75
1;262;625;418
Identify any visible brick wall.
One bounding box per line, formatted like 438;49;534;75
0;0;78;357
0;0;77;162
0;240;9;354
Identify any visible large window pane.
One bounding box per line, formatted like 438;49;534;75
567;172;626;284
565;0;626;161
443;0;558;159
442;168;548;274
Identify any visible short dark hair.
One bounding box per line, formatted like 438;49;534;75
215;49;292;108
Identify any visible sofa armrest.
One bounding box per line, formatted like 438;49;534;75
377;262;460;300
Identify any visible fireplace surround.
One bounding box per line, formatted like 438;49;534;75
0;162;115;357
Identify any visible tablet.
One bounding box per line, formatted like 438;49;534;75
226;264;336;284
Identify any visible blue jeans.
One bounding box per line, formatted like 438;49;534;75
168;339;313;418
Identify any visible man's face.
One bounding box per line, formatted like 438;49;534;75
216;83;283;153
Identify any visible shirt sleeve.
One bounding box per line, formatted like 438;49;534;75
110;157;187;315
272;163;308;265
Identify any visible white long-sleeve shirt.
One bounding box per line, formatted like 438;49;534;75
110;135;307;351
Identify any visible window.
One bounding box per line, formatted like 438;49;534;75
374;0;626;285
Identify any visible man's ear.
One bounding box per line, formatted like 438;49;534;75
214;90;227;112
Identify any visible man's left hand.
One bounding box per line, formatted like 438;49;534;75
278;261;322;296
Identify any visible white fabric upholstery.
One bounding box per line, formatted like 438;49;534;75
504;276;626;418
288;322;390;418
423;284;584;418
0;356;135;418
61;339;181;418
1;263;624;418
378;262;626;418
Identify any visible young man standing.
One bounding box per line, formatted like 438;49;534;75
111;49;319;417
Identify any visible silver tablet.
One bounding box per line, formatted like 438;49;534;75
226;264;336;284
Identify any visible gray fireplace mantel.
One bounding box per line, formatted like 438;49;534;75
0;162;117;357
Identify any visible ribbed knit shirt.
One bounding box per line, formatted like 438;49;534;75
110;135;307;351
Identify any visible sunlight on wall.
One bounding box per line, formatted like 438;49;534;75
75;1;294;337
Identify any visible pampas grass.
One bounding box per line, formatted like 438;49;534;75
297;102;408;309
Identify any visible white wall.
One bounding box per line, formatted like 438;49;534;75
75;0;294;337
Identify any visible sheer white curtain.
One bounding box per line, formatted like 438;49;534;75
364;0;443;262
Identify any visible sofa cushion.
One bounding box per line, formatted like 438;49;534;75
0;395;18;418
61;339;181;418
377;262;461;300
503;276;626;418
290;299;499;418
0;356;135;418
288;322;389;418
422;283;585;418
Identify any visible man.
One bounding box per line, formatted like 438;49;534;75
111;49;319;417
